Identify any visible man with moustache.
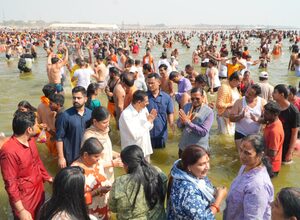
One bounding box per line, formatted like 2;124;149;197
56;86;92;168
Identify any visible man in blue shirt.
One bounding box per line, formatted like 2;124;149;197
56;86;92;167
147;73;174;148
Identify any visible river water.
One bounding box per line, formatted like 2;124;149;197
0;35;300;219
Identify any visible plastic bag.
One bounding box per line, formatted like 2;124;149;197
37;129;47;143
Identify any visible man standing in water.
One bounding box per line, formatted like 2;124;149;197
0;111;52;219
47;45;68;93
147;73;174;148
272;84;300;164
56;86;92;168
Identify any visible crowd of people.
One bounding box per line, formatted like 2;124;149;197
1;28;300;219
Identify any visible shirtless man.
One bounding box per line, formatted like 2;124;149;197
94;54;108;90
47;45;68;93
113;73;126;128
288;47;299;71
159;64;174;96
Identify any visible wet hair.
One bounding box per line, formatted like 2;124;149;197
42;84;56;98
72;86;87;96
169;71;180;80
250;84;262;96
181;145;209;171
132;90;147;104
38;167;90;220
18;100;37;112
85;83;99;109
49;94;64;107
277;187;300;219
120;72;135;87
120;145;165;210
147;73;161;80
109;67;120;76
264;101;281;116
158;64;168;70
229;71;241;81
274;84;288;99
51;57;59;64
241;135;274;177
288;85;297;96
80;137;104;156
143;63;152;72
190;87;204;96
12;110;36;135
86;106;110;128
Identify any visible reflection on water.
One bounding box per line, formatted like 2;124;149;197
1;37;300;219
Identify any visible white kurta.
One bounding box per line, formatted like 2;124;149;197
119;104;153;157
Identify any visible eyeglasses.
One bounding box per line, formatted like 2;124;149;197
191;97;201;101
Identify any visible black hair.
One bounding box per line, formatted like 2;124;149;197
195;74;208;84
86;106;110;128
264;101;281;116
190;87;204;96
241;135;274;178
135;59;141;65
49;94;65;107
169;71;180;80
143;63;152;72
85;83;99;109
274;84;288;99
12;110;36;135
158;64;168;70
132;90;147;104
147;73;161;80
109;67;120;76
72;86;87;96
18;100;37;112
250;84;262;96
42;84;56;98
80;137;104;156
181;145;209;171
229;71;241;81
288;85;297;96
120;72;135;87
185;64;192;70
51;57;59;64
277;187;300;219
120;145;165;210
38;167;90;220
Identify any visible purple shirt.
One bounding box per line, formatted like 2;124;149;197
224;165;274;220
175;77;192;103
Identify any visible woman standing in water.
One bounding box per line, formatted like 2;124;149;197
168;145;227;219
109;145;167;219
224;134;274;220
82;106;122;183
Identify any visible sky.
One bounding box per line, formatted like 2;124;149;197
1;0;299;27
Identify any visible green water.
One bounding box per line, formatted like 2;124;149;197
1;36;300;219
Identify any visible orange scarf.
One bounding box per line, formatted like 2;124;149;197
40;96;50;106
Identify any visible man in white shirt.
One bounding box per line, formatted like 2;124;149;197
71;60;98;89
119;90;157;162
